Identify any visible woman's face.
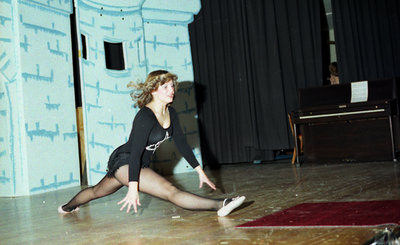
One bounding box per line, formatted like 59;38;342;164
152;80;175;104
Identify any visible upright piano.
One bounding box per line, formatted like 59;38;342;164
291;77;400;165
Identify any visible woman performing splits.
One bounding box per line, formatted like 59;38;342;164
58;70;245;217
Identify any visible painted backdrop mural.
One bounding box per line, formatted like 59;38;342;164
0;0;80;196
0;0;202;196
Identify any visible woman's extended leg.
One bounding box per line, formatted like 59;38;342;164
114;166;222;211
60;175;123;212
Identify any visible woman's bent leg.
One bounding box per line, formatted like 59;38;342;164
114;166;245;215
61;175;123;212
135;168;222;211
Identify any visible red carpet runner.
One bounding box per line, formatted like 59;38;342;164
237;200;400;228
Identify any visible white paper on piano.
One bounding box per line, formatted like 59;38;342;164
351;81;368;103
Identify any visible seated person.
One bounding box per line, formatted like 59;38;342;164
329;62;340;85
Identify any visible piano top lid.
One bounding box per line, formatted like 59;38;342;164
297;77;399;109
293;99;395;117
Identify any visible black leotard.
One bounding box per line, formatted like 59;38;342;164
106;106;200;182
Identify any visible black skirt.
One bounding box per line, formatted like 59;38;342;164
106;146;130;178
106;146;149;178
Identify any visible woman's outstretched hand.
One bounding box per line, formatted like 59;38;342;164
195;166;216;190
118;181;141;213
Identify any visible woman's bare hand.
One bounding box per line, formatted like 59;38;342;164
195;166;216;190
118;182;141;213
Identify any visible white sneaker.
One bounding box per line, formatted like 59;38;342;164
217;196;245;217
58;205;79;214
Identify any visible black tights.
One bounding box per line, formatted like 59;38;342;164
62;176;122;212
62;166;222;212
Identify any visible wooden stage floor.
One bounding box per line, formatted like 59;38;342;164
1;160;400;244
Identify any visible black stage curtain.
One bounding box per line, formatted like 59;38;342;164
332;0;400;83
189;0;324;165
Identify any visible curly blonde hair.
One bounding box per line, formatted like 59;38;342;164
128;70;178;108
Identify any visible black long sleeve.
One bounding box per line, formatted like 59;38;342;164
169;107;200;169
126;109;155;182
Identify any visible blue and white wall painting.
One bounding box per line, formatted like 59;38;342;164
1;0;80;197
0;0;202;196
